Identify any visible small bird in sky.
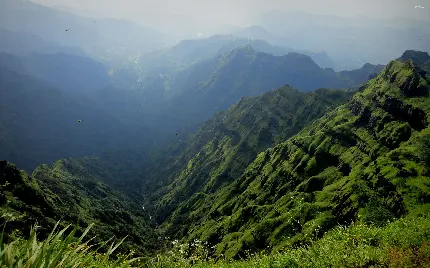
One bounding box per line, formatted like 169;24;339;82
415;5;425;8
65;29;69;32
77;120;83;123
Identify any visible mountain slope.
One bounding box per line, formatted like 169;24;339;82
137;35;292;82
0;53;111;96
144;86;354;220
0;0;171;58
0;28;84;56
0;68;130;171
398;50;430;77
154;46;379;135
0;160;157;254
159;59;430;258
339;63;385;86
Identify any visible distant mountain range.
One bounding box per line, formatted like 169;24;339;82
0;40;384;170
154;46;383;129
258;11;430;70
0;0;173;59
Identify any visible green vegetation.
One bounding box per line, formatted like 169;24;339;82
0;160;158;255
148;215;430;268
2;215;429;267
148;46;381;138
0;222;137;268
1;51;430;267
145;86;354;221
156;57;430;259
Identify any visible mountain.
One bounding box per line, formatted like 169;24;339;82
300;51;337;69
339;63;385;86
1;46;374;170
1;51;430;266
138;34;336;78
0;28;85;56
0;160;157;254
157;58;430;258
164;46;378;119
0;67;135;171
216;39;292;57
0;0;171;58
144;87;355;220
141;46;384;143
0;53;111;96
232;26;336;69
259;11;430;70
138;35;292;77
398;50;430;75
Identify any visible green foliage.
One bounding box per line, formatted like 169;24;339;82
145;86;354;224
0;222;138;268
153;59;430;259
146;215;430;268
2;53;430;267
0;160;158;256
2;214;430;267
145;46;378;144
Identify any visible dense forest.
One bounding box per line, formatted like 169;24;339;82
1;0;430;267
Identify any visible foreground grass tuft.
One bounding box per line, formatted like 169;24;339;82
0;222;138;268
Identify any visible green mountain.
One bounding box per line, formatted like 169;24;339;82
157;58;430;259
0;159;157;254
151;46;379;140
145;87;354;220
398;50;430;76
1;51;430;267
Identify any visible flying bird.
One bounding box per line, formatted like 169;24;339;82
415;5;425;8
77;120;83;123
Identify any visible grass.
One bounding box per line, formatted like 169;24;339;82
1;209;429;268
6;215;424;267
147;215;430;268
0;222;138;268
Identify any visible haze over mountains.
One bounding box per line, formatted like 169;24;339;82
1;0;430;267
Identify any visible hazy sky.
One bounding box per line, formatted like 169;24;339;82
31;0;430;26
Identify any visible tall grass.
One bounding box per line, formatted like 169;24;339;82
0;222;138;268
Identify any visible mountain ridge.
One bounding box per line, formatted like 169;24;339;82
156;57;430;259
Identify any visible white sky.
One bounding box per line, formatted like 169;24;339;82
31;0;430;26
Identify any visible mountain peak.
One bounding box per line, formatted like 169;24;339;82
398;50;430;65
235;44;255;53
222;44;256;60
383;59;429;97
